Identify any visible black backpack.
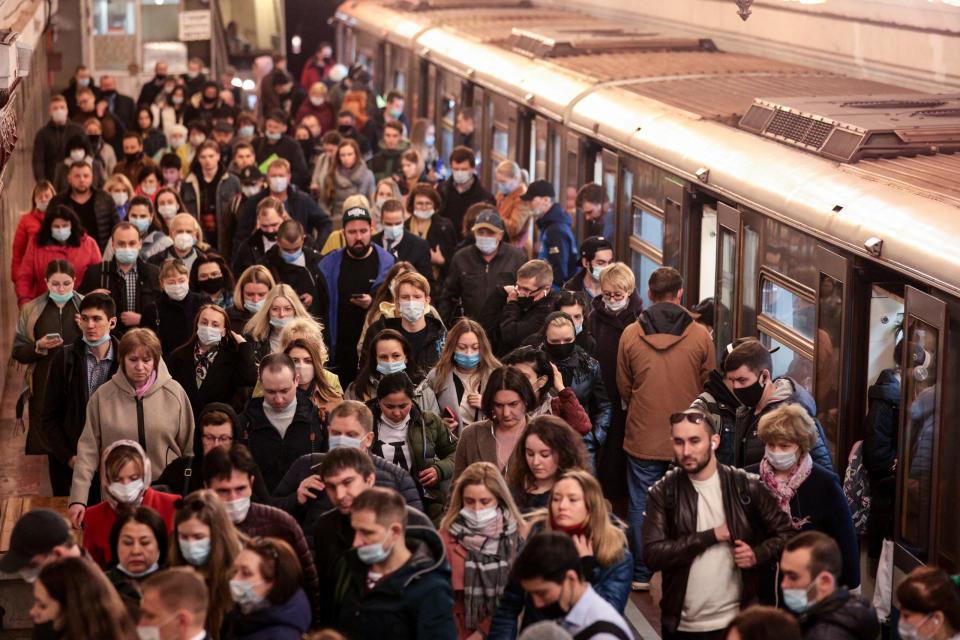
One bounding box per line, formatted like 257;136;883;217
573;621;632;640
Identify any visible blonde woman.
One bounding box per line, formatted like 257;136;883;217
439;462;524;639
371;177;402;231
397;148;426;195
104;174;135;221
242;283;317;362
284;337;343;419
227;264;276;329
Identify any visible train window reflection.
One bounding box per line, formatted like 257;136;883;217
632;252;658;309
492;128;509;157
632;207;663;252
760;278;815;342
94;0;135;35
815;274;843;468
715;228;736;363
758;333;813;394
700;206;717;303
740;222;759;338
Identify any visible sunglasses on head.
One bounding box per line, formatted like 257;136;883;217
669;411;712;428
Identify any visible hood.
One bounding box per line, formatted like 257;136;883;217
768;376;817;415
868;368;901;405
398;526;449;588
536;203;572;231
803;590;879;640
100;439;152;509
110;358;174;399
199;402;241;440
703;369;740;409
235;588;311;634
638;302;694;337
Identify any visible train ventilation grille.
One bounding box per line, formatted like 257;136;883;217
739;93;960;162
506;27;713;57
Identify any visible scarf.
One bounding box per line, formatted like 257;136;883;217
448;509;518;630
759;452;813;529
194;344;219;388
135;371;157;400
550;514;589;537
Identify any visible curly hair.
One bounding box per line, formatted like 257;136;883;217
757;403;817;457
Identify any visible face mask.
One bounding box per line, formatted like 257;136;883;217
177;537;211;567
52;226;72;242
281;248;303;263
269;315;291;330
173;233;195;252
229;579;265;612
265;131;282;142
186;71;198;79
242;185;261;197
224;496;250;523
136;614;176;640
169;136;185;148
83;333;111;348
537;600;566;620
452;169;472;185
898;614;936;640
172;96;185;106
70;149;86;162
269;176;289;192
239;125;255;138
424;134;435;148
454;351;480;369
591;265;603;281
51;108;68;125
88;134;101;146
190;135;205;148
398;300;425;323
49;290;74;304
413;208;434;220
165;283;189;301
783;581;816;613
20;565;42;584
475;236;498;255
383;224;403;242
116;248;140;264
77;77;90;87
377;360;406;376
390;108;403;119
262;230;278;242
574;323;583;336
109;479;145;504
244;299;264;314
605;297;628;313
310;96;325;106
328;434;364;450
130;217;150;233
117;560;159;578
125;151;142;162
158;204;178;220
496;181;513;195
198;277;224;294
460;506;498;528
36;201;49;213
733;375;766;408
141;183;158;196
545;342;575;361
764;447;797;471
357;537;393;565
196;325;223;346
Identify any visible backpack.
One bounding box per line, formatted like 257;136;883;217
341;88;371;129
842;440;871;535
573;621;632;640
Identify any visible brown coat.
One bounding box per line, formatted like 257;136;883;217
452;419;523;484
616;303;714;460
496;187;534;257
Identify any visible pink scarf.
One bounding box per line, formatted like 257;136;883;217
135;371;157;400
759;452;813;530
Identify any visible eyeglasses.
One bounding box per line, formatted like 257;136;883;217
601;291;627;302
516;284;545;297
201;434;233;445
669;411;714;430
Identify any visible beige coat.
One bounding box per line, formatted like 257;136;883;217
69;359;195;506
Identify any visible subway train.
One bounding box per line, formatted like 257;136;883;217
332;0;960;583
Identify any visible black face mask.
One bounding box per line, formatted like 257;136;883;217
88;134;101;145
338;125;353;135
102;89;117;99
203;95;217;105
585;217;605;238
545;341;576;362
199;276;224;294
124;151;142;162
733;373;767;408
536;601;566;620
262;230;278;241
156;74;167;82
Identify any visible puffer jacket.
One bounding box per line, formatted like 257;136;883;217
690;369;742;467
222;588;311;640
11;209;44;282
796;589;880;640
550;344;611;459
643;464;794;634
49;189;120;250
321;160;376;217
15;235;102;305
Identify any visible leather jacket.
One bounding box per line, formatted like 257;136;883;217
643;464;795;633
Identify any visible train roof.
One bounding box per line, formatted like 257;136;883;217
337;1;960;295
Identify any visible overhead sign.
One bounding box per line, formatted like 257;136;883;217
178;10;211;41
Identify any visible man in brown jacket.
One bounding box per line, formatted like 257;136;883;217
616;266;714;592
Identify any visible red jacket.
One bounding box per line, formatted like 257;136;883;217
15;235;102;306
82;488;179;567
11;210;44;282
294;100;335;133
439;529;494;639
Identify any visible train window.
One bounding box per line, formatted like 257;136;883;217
740;218;760;338
532;118;549;181
632;253;659;309
760;278;816;342
620;169;635;236
630;199;664;309
716;227;737;360
758;333;813;393
394;71;406;92
550;128;562;199
442;95;456;127
493;128;509;158
699;205;717;303
93;0;135;35
633;207;664;252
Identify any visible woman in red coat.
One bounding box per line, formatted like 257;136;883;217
15;204;101;307
81;439;179;567
10;181;54;282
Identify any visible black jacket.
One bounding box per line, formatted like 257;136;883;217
239;390;326;492
361;315;446;375
33;120;89;182
436;175;495;240
154;454;271;502
166;339;259;426
232;230;271;278
141;291;205;356
102;91;136;129
643;464;795;634
796;589;879;640
691;369;742;467
437;242;526;325
252;135;311;189
405;216;458;271
37;336;121;465
861;368;900;551
262;244;330;322
49;189;119;251
237;186;331;253
372;230;433;284
481;288;559;357
78;259;163;337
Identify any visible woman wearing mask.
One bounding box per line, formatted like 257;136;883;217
154;186;187;227
242;283;315;362
410;118;439;183
191;254;235;308
585;262;642;501
746;403;860;596
224;537;311;640
321;138;375;217
405;183;456;285
13;259;83;459
439;461;524;639
494;160;531;257
425;318;501;436
142;259;205;356
169;489;245;639
345;329;440;413
371;177;402;232
357;260;415;357
369;372;457;524
153;122;188;166
16;206;101;306
30;557;136;640
295;82;335;132
52;136;105;193
104;174;134;221
896;566;960;640
397;148;426;196
105;506;168;617
81;440;178;566
102;195;173;261
500;346;592;438
235;114;258;144
539;311;611;469
11;181;55;282
133;106;168;158
168;305;257;424
227;265;276;330
505;415;590;512
136;165;163;203
285;337;343;420
69;329;195;531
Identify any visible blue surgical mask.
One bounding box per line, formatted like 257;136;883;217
453;351;480;369
269;316;291;330
389;108;403;119
783;583;816;613
383;224;403;242
115;248;139;265
328;434;364;450
281;248;303;263
52;226;71;242
424;135;435;148
377;360;406;375
244;299;264;314
229;579;265;613
130;217;150;233
116;560;159;579
265;131;282;142
574;323;583;336
178;537;211;566
49;290;73;304
357;538;393;565
591;266;603;280
496;181;512;195
83;333;110;347
475;236;498;255
239;125;255;138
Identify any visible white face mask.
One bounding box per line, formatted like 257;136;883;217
460;506;498;528
69;149;86;162
20;565;42;584
605;297;628;313
269;176;289;192
173;232;195;252
452;169;472;185
136;614;175;640
158;204;178;220
224;496;251;523
111;191;129;207
164;283;189;301
196;325;223;346
169;137;185;148
413;208;434;220
764;447;798;471
242;185;261;197
109;479;145;504
398;300;425;323
310;96;325;106
51;108;68;124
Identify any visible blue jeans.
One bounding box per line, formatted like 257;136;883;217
626;455;670;582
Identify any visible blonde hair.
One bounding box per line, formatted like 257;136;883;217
757;403;817;457
400;148;425;181
243;283;312;342
431;318;500;398
232;265;276;314
159;258;189;281
440;462;524;532
342;193;370;210
392;270;430;301
375;178;401;201
267;157;292;174
598;262;635;293
104;444;144;482
495;160;521;180
280;317;329;365
104;174;134;196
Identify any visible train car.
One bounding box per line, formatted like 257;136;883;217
333;0;960;582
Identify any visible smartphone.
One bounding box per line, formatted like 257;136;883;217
44;333;61;340
443;406;457;422
349;293;365;299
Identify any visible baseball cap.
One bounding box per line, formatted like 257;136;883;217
520;180;556;201
213;120;234;134
579;235;613;260
472;210;505;233
343;205;372;225
0;509;72;573
238;165;263;185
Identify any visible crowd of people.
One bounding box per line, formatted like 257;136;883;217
6;46;959;640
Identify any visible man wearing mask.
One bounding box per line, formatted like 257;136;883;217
34;96;89;182
523;180;577;288
253;110;310;189
148;213;207;273
576;183;614;239
272;72;307;124
480;259;559;356
83;116;117;176
723;340;836;472
62;65;98;117
643;409;794;640
237;158;330;252
319;206;395;383
361;271;445;372
780;531;878;640
363;90;409;152
212;120;236;160
114;131;160;186
184;81;235;129
438;209;525;325
73;86;124;156
180;140;241;247
337;487;456;639
137;61;169;107
79;222;162;336
436;146;495;240
563;236;614;302
181;57;207;97
368;120;410;183
233;196;283;276
372;199;432;282
0;510;85;584
98;75;135;128
203;443;322;617
262;219;328;318
219;164;263;265
48;162;118;250
137;568;211;640
336;110;372;157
